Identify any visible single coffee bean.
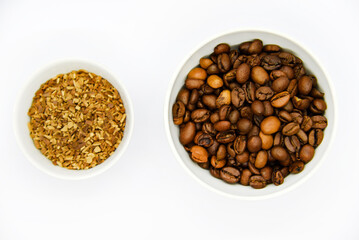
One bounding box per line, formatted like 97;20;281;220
223;69;237;83
278;110;293;123
292;96;311;110
301;116;313;132
289;161;305;174
263;44;281;52
207;64;220;75
271;91;290;108
256;86;274;101
207;140;219;156
240;169;252;185
189;89;199;104
260;166;273;181
210;112;220;124
217;53;231;73
291;111;303;124
216;90;231;108
309;99;327;114
310;88;325;98
272;169;284;186
183;111;190;123
251;66;269;85
185;78;204;89
251;100;264;116
255;150;268;168
172;101;186;124
271;77;290;93
249;175;266;189
200;58;213;69
243;81;256;103
210;167;221;179
216;144;227;160
197;133;214;148
188;67;207;80
282;122;300;136
280;66;294;79
247;125;260;138
247;136;262;153
287;79;298;98
202;122;216;136
191;109;210;123
308;129;324;147
259;131;273;150
220;167;241;183
234;135;247;155
237;118;253;135
216;130;236;143
299;144;315;163
311;115;328;129
271;146;289;161
214;121;231;132
179;122;196;145
248;162;260;175
236;151;250;164
176;88;190;105
236;63;250;83
227;142;236;157
229;109;240;124
211;156;226;168
202;94;217;109
270;70;287;81
248;39;263;54
207;75;223;89
273;132;283;146
260;116;281;134
284;136;301;153
214;43;230;55
261;55;281;71
280;167;290;178
218;105;231;121
263;101;274;116
294;64;306;79
231;87;245;108
229;50;239;64
278;52;296;67
190;145;208;163
296;129;308;144
240;106;253;120
298;75;313;95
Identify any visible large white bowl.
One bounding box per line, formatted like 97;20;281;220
14;59;134;180
164;29;336;199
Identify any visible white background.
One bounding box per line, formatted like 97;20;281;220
1;0;359;239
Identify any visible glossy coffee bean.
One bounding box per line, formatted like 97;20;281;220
214;43;230;55
259;131;273;150
176;88;190;105
271;91;290;108
237;118;253;135
247;136;262;153
216;130;236;143
309;99;327;114
216;90;231;108
207;75;223;89
236;63;250;84
282;122;300;136
188;67;207;80
220;167;241;183
211;156;226;168
263;44;281;52
260;116;281;134
179;122;196;145
251;66;269;85
298;75;313;95
249;175;266;189
240;169;252;186
255;150;268;168
271;146;289;162
299;144;315;163
214;121;231;132
190;146;208;163
309;129;324;147
191;109;210;123
271;77;289;93
278;110;292;123
200;58;213;69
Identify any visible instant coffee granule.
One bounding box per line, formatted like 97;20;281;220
28;69;126;170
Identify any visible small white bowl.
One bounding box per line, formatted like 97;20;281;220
164;29;337;199
14;59;134;180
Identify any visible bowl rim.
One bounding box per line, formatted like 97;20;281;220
164;28;337;200
13;58;134;180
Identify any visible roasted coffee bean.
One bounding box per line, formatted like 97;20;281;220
309;129;324;147
210;167;221;179
282;122;300;136
217;53;231;73
260;116;281;134
190;146;208;163
240;169;252;185
310;99;327;114
272;169;284;186
243;81;256;103
289;161;305;174
278;110;292;123
173;39;328;189
216;130;236;143
251;66;269;85
271;77;290;93
179;122;196;145
256;86;274;101
207;75;223;89
249;175;266;189
211;156;226;168
284;136;301;153
237;118;253;135
234;135;247;154
311;115;328;129
214;121;231;132
191;109;210;123
259;131;273;150
263;44;281;52
301;116;313;132
271;146;289;162
271;91;290;108
263;101;274;116
229;109;240;124
298;76;313;95
231;87;246;108
261;55;281;71
247;136;262;153
299;144;315;163
200;58;214;69
220;167;241;183
214;43;230;55
216;90;231;108
236;63;251;84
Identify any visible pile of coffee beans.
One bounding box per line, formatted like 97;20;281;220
172;39;328;189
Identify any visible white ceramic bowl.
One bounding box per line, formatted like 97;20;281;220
165;29;336;199
14;59;134;180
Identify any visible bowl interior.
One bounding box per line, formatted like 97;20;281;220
166;30;335;199
14;59;133;179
